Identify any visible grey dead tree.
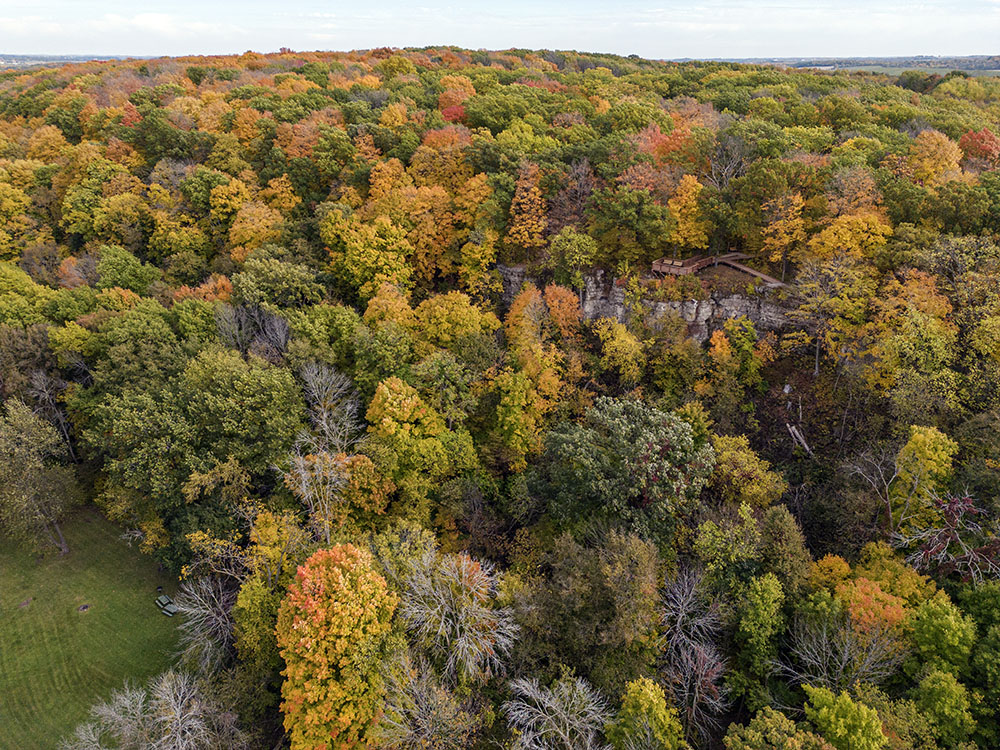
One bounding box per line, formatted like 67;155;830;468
502;676;611;750
401;550;519;684
777;614;905;693
376;651;480;750
659;569;730;747
173;577;238;674
59;670;249;750
281;362;365;544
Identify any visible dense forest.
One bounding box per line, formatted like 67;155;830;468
1;46;999;750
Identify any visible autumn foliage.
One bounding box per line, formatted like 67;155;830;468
276;545;398;750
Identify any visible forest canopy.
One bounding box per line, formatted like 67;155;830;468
0;46;998;750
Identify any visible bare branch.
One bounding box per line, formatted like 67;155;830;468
659;568;729;747
173;577;238;674
401;551;519;684
503;676;611;750
377;651;480;749
777;614;905;693
893;494;1000;585
60;670;249;750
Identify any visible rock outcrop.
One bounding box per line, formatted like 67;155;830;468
498;265;790;343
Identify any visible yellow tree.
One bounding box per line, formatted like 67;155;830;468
413;291;501;352
867;271;959;421
404;184;456;283
323;211;413;302
803;213;892;264
504;284;565;409
908;129;963;186
364;377;474;518
594;317;646;387
458;228;502;302
505;162;547;262
762;192;805;280
668;174;711;253
228;200;283;262
892;425;958;530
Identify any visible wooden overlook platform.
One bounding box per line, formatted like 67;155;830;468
651;252;786;288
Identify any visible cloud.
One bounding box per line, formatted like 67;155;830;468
0;11;246;50
87;13;246;38
2;1;998;58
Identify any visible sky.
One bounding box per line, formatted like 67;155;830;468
2;0;999;59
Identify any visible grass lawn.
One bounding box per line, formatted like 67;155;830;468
0;508;180;748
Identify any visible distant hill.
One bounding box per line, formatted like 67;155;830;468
699;55;1000;74
0;53;131;70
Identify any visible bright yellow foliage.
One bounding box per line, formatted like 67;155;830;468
668;174;710;251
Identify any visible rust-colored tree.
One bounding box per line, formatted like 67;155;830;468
276;545;398;750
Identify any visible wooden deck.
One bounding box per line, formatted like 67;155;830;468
651;252;785;288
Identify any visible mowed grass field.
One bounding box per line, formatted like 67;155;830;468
0;509;179;747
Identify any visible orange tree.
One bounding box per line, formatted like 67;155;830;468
276;545;398;750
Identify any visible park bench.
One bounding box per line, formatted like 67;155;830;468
155;594;179;616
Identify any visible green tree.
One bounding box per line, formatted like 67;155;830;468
789;256;876;376
731;573;785;710
892;425;958;531
364;376;475;519
512;532;662;694
694;502;760;593
545;226;598;293
758;505;812;597
536;396;714;544
231;257;324;308
0;399;80;554
606;677;686;750
905;590;976;677
912;669;976;748
95;244;161;295
709;434;787;508
803;685;887;750
725;707;833;750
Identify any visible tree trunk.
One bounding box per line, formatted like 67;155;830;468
814;336;821;377
51;519;69;555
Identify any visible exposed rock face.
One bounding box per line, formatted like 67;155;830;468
497;265;790;343
498;264;530;307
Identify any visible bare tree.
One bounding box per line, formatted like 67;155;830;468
547;158;597;235
401;551;519;683
282;439;350;545
90;683;151;748
844;445;916;531
60;670;249;750
659;569;729;747
894;494;1000;584
502;676;610;750
215;304;289;360
706;133;747;191
777;614;905;693
663;642;730;747
661;568;721;655
376;651;479;749
280;363;365;544
28;369;75;460
148;670;215;750
300;361;363;454
173;577;238;674
615;721;670;750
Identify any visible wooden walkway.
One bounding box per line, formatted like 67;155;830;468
651;252;785;288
